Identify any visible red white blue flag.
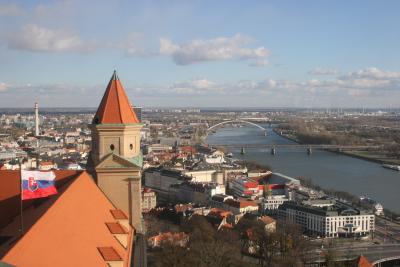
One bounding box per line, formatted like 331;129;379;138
21;170;57;200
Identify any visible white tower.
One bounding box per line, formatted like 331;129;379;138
34;102;39;136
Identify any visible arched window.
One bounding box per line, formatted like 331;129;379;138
130;144;133;150
110;144;115;151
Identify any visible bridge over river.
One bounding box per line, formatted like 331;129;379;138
209;144;380;149
209;143;381;155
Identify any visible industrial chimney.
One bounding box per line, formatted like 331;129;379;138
34;102;39;136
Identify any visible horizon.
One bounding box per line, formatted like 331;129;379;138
1;1;400;108
1;106;399;111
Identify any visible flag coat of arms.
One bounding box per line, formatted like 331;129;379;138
21;170;57;200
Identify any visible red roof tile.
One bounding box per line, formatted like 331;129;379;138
93;71;139;124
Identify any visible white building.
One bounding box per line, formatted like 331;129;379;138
183;165;247;184
175;182;226;205
278;200;375;238
142;188;157;212
146;144;173;154
374;203;384;216
260;195;289;214
223;199;259;215
204;154;225;164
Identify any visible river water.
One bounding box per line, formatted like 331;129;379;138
207;125;400;213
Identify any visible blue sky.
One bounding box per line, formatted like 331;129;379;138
0;0;400;108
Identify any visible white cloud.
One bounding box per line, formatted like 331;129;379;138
0;4;22;16
343;67;400;80
309;67;338;75
159;38;179;55
2;67;400;107
0;82;10;92
7;24;96;53
159;34;270;66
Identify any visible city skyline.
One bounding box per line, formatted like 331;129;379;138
1;0;400;108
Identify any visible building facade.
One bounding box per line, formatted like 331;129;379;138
230;176;263;199
278;201;375;238
260;195;289;214
142;188;157;212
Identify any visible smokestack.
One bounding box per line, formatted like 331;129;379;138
35;102;39;136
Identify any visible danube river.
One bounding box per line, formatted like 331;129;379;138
207;125;400;213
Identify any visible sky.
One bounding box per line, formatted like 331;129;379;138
0;0;400;108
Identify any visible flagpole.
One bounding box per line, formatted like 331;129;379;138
19;158;24;234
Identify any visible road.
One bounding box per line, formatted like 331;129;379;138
310;243;400;263
375;217;400;243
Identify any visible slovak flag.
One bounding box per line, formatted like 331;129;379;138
21;170;58;200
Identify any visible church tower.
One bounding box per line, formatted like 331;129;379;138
90;71;143;230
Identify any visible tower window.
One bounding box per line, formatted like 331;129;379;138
130;144;133;150
110;144;115;151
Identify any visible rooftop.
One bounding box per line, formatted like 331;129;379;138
1;171;133;267
93;71;139;125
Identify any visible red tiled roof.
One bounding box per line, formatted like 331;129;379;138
224;199;258;208
97;247;122;261
0;170;80;228
93;71;139;124
259;216;276;225
110;209;128;220
106;222;128;234
40;161;54;166
1;172;131;267
208;208;232;218
357;255;373;267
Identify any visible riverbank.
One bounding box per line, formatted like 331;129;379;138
328;150;400;166
273;128;400;166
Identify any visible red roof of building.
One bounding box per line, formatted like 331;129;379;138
149;232;189;243
259;216;276;225
224;199;258;208
244;181;259;188
356;255;373;267
1;171;133;267
93;71;139;124
39;161;54;166
208;208;232;218
0;170;80;229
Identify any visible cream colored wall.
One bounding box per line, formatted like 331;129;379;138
97;170;142;231
91;123;143;231
97;172;130;212
90;124;142;165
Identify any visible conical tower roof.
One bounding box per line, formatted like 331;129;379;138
93;71;139;124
